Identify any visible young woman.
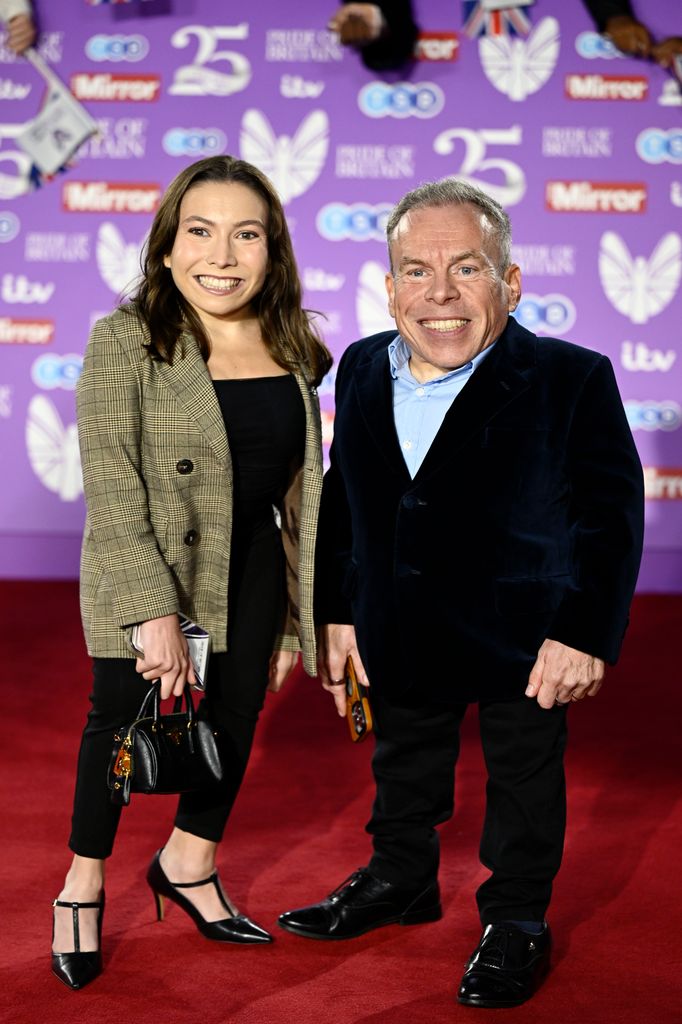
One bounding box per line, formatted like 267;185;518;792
51;155;332;989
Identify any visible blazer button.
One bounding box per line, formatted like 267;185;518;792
176;459;194;475
402;495;427;509
183;529;199;546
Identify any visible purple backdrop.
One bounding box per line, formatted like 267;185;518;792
0;0;680;589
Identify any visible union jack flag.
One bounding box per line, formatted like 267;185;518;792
462;1;532;38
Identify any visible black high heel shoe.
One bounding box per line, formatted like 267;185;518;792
51;892;105;990
147;849;272;944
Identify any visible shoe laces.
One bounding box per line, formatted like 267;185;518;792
477;926;510;968
328;869;367;904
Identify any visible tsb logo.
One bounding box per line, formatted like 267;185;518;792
317;203;392;241
636;128;682;164
31;353;83;391
85;34;149;63
624;400;681;431
0;211;20;243
574;32;623;60
358;81;444;118
513;293;576;335
163;127;226;157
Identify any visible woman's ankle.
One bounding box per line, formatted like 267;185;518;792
59;855;105;900
160;829;218;881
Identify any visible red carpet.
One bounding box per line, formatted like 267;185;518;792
1;581;680;1023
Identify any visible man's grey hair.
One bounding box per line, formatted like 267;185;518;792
386;178;512;273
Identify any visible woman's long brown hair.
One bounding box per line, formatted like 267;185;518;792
126;155;332;386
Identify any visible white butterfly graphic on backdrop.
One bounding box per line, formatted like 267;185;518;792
240;110;329;204
356;261;394;337
480;17;560;102
96;222;143;295
26;395;82;502
599;232;682;324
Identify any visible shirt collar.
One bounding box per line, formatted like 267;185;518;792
388;333;497;384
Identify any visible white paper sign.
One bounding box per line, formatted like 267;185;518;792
15;50;97;176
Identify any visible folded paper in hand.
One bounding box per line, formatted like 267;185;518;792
130;615;211;691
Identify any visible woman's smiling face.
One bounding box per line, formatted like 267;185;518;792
163;180;269;329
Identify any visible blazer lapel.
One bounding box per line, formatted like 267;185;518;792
414;320;538;482
158;333;229;466
354;344;411;480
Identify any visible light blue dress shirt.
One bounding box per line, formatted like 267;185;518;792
388;334;496;478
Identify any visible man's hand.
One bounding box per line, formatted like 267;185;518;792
317;623;369;716
605;15;652;57
267;650;299;693
6;14;36;55
651;36;682;69
328;4;385;46
525;639;605;710
135;613;196;699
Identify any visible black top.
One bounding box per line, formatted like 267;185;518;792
212;374;305;533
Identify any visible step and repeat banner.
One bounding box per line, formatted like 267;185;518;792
0;0;680;586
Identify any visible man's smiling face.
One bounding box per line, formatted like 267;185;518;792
385;202;521;383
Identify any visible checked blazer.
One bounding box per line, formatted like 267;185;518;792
76;306;324;674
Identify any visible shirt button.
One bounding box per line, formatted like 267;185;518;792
176;459;194;475
183;529;199;546
402;440;413;451
416;387;425;397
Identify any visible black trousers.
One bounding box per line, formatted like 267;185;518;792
69;521;284;859
366;692;568;925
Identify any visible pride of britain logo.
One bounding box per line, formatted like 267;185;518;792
240;110;328;204
479;17;560;102
599;232;681;324
25;395;83;502
512;293;576;335
358;81;444;118
316;203;392;242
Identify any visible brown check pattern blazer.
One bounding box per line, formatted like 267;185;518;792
76;307;324;675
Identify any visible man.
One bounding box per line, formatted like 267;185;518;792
278;179;644;1008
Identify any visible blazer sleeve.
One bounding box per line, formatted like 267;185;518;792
343;0;418;70
581;0;636;32
546;355;644;663
76;316;179;628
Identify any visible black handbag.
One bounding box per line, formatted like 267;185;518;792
108;682;223;806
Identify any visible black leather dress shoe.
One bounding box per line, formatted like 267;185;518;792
278;868;441;940
457;922;551;1008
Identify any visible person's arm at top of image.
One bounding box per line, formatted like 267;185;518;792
0;0;36;54
328;0;418;70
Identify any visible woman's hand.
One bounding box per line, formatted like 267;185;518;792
135;613;196;699
267;650;299;693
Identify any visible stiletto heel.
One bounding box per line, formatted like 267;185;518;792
152;889;165;922
51;892;105;990
146;849;272;944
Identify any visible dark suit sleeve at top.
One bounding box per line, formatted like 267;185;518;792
546;355;644;663
343;0;418;70
581;0;636;32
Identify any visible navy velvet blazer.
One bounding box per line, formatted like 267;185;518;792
316;318;645;702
